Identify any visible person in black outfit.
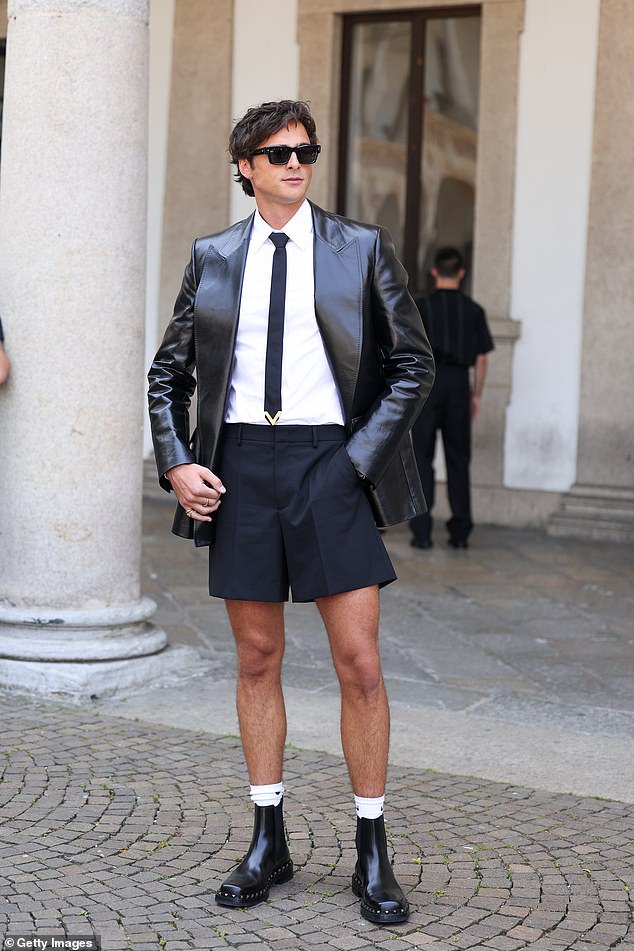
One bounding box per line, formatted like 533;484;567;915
410;247;494;549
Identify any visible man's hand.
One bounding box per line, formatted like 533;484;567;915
166;463;226;522
0;347;10;385
471;354;488;421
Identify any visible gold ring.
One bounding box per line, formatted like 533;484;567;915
185;509;194;518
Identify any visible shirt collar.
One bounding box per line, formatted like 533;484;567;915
250;200;313;253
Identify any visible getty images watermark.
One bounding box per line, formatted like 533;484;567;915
3;938;100;950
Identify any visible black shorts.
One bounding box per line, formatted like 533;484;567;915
209;423;396;602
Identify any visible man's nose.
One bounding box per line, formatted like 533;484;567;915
287;149;301;169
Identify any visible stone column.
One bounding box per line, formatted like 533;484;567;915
549;0;634;543
0;0;174;695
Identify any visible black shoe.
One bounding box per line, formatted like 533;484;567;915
410;538;433;549
448;537;468;549
352;815;409;924
215;801;293;908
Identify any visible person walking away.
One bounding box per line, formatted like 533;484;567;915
410;247;493;549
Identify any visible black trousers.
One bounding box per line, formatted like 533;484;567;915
410;365;473;544
209;423;396;602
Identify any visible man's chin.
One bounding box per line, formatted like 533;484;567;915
278;192;308;205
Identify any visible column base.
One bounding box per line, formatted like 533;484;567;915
0;597;167;661
547;484;634;543
0;644;204;700
0;597;200;698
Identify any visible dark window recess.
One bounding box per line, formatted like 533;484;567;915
338;8;481;294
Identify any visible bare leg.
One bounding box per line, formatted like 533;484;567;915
225;600;286;785
316;585;389;796
317;587;408;924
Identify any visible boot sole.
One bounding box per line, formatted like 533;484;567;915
215;858;294;908
352;872;410;924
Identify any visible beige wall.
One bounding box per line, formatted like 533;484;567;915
230;0;300;223
504;0;600;494
547;0;634;542
575;0;634;491
158;0;233;337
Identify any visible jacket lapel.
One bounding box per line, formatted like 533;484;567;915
311;202;362;421
194;214;253;364
194;214;253;461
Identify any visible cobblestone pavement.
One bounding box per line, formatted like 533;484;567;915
1;696;633;951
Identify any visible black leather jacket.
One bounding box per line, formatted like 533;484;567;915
148;202;435;546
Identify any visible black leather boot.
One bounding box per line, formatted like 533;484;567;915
352;815;410;924
215;801;293;907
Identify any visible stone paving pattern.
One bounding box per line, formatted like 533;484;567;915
0;697;632;951
141;502;634;742
124;502;634;805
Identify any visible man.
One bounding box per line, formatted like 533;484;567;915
0;317;10;385
148;100;434;924
410;247;494;550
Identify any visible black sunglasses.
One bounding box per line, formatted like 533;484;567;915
250;144;321;165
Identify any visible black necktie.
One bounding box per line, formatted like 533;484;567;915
264;232;289;425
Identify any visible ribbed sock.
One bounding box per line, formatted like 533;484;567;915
354;794;385;819
249;782;285;807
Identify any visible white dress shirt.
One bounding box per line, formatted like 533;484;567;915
224;200;345;426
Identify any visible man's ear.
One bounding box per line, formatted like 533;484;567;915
238;157;253;181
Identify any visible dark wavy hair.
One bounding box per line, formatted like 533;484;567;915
229;100;319;197
434;247;465;278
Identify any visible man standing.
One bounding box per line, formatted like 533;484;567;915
148;100;434;924
410;247;494;550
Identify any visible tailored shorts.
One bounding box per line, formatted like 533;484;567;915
209;423;397;602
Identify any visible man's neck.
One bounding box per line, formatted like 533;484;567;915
434;277;461;290
256;199;306;231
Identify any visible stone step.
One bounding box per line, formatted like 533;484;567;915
547;485;634;543
558;498;634;518
548;515;634;543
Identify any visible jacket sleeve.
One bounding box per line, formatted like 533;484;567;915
147;243;198;492
345;227;435;487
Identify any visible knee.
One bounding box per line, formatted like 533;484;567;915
337;650;383;698
236;637;283;681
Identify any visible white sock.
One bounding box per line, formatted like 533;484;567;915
250;782;285;807
355;794;385;819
